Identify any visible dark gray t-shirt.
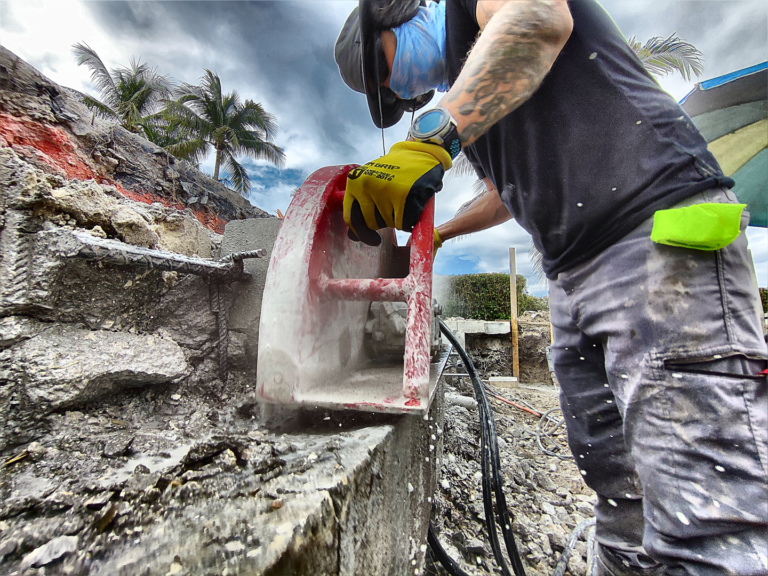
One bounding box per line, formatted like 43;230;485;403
446;0;732;277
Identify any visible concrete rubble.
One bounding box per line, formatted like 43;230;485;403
442;313;554;385
430;374;595;575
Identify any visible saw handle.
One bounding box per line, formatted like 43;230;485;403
318;189;434;301
315;184;435;403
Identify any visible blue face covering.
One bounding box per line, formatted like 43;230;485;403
389;2;449;99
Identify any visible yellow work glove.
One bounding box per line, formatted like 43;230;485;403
344;141;452;246
433;228;443;259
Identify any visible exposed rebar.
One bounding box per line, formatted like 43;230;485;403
60;228;265;282
208;280;229;384
57;228;268;386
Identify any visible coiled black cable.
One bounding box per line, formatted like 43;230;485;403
429;319;527;576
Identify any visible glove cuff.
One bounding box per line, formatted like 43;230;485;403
433;228;443;249
392;140;453;170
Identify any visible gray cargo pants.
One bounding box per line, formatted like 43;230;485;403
549;187;768;575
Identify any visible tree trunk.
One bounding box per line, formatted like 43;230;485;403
213;148;222;181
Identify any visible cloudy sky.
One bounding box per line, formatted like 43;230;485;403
1;0;766;294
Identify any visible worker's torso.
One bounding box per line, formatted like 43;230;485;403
446;0;731;277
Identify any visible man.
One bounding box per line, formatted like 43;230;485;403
335;1;768;575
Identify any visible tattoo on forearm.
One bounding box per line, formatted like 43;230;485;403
445;1;567;145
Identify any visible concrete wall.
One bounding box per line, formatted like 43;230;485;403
220;217;283;378
0;49;445;575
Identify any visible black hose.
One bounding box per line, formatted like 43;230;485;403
430;319;527;576
428;523;473;576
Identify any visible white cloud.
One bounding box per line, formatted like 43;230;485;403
1;0;110;93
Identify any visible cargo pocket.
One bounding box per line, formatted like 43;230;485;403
658;349;768;497
650;203;746;250
664;352;767;380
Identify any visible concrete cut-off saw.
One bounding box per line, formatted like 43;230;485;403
256;165;449;415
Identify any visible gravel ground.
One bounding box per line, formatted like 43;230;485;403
426;350;597;575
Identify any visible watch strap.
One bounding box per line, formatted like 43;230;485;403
442;122;461;160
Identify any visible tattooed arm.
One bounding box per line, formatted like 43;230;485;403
440;0;572;146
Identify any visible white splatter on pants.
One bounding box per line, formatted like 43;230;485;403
549;187;768;575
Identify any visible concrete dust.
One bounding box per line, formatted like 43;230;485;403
0;382;437;575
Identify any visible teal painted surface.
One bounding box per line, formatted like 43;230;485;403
732;148;767;227
692;101;767;142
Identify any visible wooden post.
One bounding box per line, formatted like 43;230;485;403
509;247;520;380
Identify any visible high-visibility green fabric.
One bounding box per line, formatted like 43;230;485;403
650;203;746;250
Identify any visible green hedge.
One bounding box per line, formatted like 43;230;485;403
761;288;767;313
440;273;548;320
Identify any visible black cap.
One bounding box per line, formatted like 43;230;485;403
335;0;434;129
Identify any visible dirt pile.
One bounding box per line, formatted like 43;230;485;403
463;311;554;385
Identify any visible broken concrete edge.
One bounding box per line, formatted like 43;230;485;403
2;393;445;576
220;217;284;373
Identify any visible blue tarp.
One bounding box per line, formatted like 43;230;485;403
680;61;767;104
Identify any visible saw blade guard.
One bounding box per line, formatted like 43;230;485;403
256;165;447;414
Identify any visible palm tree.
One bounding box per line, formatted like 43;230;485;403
72;42;172;135
163;70;285;195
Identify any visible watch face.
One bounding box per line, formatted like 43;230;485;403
413;108;448;139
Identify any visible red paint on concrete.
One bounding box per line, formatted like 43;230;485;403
0;113;95;180
0;113;229;234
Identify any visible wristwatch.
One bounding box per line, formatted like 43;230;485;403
408;106;462;160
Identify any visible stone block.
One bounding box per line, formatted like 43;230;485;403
87;386;445;576
488;376;518;388
483;321;511;335
220;217;282;372
153;211;213;258
3;325;189;411
460;320;486;333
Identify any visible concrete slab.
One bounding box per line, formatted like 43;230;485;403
86;393;445;576
487;376;519;389
220;217;282;373
440;320;511;348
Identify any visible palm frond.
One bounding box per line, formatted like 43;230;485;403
163;100;212;136
627;33;704;82
165;137;209;165
174;83;206;104
72;42;119;107
447;151;480;178
222;153;250;195
235;101;279;140
454;186;489;218
78;93;119;120
236;136;286;168
223;91;241;117
528;239;546;287
471;178;487;196
116;61;172;112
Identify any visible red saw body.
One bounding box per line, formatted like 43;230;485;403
256;165;448;415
